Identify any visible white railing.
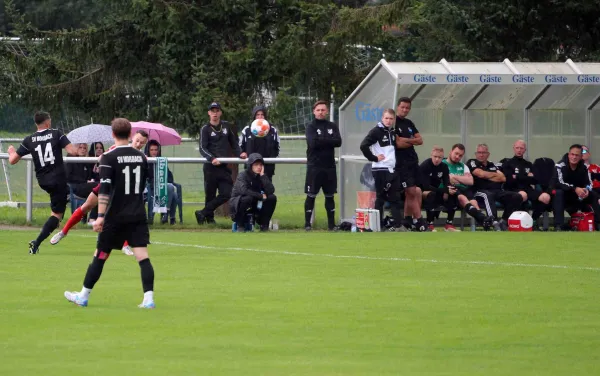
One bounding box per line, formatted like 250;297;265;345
0;154;336;223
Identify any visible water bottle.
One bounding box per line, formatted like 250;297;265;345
257;191;264;210
351;215;357;233
588;219;594;232
232;222;238;233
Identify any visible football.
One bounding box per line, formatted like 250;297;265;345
250;119;270;138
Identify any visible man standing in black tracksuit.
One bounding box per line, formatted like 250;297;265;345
359;108;402;229
304;100;342;231
551;144;600;231
239;105;280;179
229;153;277;232
196;102;244;224
502;140;552;229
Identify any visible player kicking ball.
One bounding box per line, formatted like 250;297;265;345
50;130;149;255
64;118;155;309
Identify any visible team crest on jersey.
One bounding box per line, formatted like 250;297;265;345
223;128;228;135
211;132;217;136
525;168;530;173
317;129;322;135
438;172;443;178
382;136;388;142
327;129;333;134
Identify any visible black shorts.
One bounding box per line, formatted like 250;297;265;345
97;220;150;253
39;183;68;214
423;191;458;211
396;161;420;188
305;166;337;195
519;188;542;202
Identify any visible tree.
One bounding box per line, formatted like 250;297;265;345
1;0;406;134
397;0;600;62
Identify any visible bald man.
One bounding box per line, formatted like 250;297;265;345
501;140;551;230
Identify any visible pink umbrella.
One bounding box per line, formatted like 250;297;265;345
130;121;182;146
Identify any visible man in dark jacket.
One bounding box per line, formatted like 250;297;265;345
551;144;600;230
239;105;280;179
304;100;342;231
196;102;245;225
502;140;552;229
359;108;402;229
229;153;277;232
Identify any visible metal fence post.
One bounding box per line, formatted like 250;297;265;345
26;160;33;223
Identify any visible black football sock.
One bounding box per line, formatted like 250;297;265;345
304;196;316;227
35;216;60;245
324;196;336;228
83;254;108;290
465;203;485;223
139;258;155;293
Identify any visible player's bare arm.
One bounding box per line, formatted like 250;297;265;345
7;145;21;165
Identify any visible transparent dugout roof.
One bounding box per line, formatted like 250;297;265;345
341;59;600;112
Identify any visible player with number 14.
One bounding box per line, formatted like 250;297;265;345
7;111;78;254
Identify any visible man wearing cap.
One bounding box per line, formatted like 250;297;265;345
196;102;245;224
229;153;277;232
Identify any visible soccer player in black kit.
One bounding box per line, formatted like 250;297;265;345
304;100;342;231
395;97;427;231
64;118;155;308
7;111;78;254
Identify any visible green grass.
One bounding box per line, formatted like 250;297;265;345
1;230;600;375
0;194;336;230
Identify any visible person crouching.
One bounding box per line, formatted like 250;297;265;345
229;153;277;232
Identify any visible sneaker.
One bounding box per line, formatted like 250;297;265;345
121;245;134;256
499;219;508;231
170;217;176;225
28;240;39;255
194;210;206;224
50;231;66;245
328;226;340;232
444;224;460;232
415;220;428;232
305;225;312;232
205;218;217;225
138;301;155;309
395;225;409;232
64;291;88;307
482;217;493;231
428;224;437;232
492;221;502;232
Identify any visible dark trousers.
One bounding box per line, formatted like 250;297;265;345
202;164;233;219
475;189;522;220
372;170;403;225
235;194;277;228
553;189;600;226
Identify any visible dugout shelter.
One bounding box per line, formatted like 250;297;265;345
338;58;600;220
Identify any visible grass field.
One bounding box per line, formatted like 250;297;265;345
1;229;599;375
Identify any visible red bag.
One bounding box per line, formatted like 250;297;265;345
570;212;595;232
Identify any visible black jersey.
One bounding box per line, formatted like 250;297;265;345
419;158;450;193
16;128;70;185
467;159;503;191
305;118;342;168
98;146;148;224
394;116;420;166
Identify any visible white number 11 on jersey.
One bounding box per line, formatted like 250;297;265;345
122;166;141;195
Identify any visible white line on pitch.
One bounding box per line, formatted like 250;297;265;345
72;235;600;272
150;240;600;272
